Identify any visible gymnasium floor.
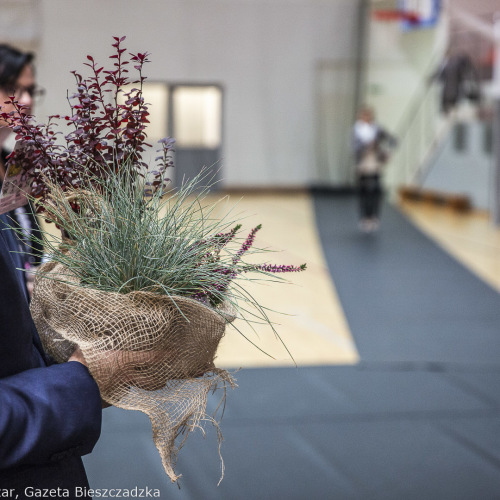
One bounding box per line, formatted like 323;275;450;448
83;191;500;499
212;190;359;368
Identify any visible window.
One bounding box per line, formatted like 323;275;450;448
483;122;493;155
172;86;222;148
453;123;468;152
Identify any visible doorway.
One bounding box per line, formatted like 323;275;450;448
123;82;223;190
169;84;223;189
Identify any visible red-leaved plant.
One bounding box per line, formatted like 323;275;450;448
0;36;174;204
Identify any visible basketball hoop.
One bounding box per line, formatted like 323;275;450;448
372;9;421;25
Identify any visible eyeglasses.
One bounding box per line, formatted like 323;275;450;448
2;84;45;99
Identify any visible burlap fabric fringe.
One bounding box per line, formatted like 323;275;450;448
30;260;236;483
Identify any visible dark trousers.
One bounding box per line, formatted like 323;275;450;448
358;174;382;219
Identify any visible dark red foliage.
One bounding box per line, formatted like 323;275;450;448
0;36;174;204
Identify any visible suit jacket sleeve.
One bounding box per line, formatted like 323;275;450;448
0;361;102;469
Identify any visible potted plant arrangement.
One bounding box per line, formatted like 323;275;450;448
0;36;306;484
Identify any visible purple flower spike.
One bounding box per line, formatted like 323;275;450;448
256;263;307;273
187;223;306;307
233;224;262;264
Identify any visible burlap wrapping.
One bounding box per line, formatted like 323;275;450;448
30;260;236;483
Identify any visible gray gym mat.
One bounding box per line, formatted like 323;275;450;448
313;193;500;364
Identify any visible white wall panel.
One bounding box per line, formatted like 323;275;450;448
33;0;360;187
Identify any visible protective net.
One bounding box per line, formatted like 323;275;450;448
30;259;236;483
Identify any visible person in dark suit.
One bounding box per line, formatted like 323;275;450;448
0;222;103;496
0;44;45;299
0;45;103;498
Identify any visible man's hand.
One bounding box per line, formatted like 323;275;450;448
68;346;87;367
68;347;111;408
